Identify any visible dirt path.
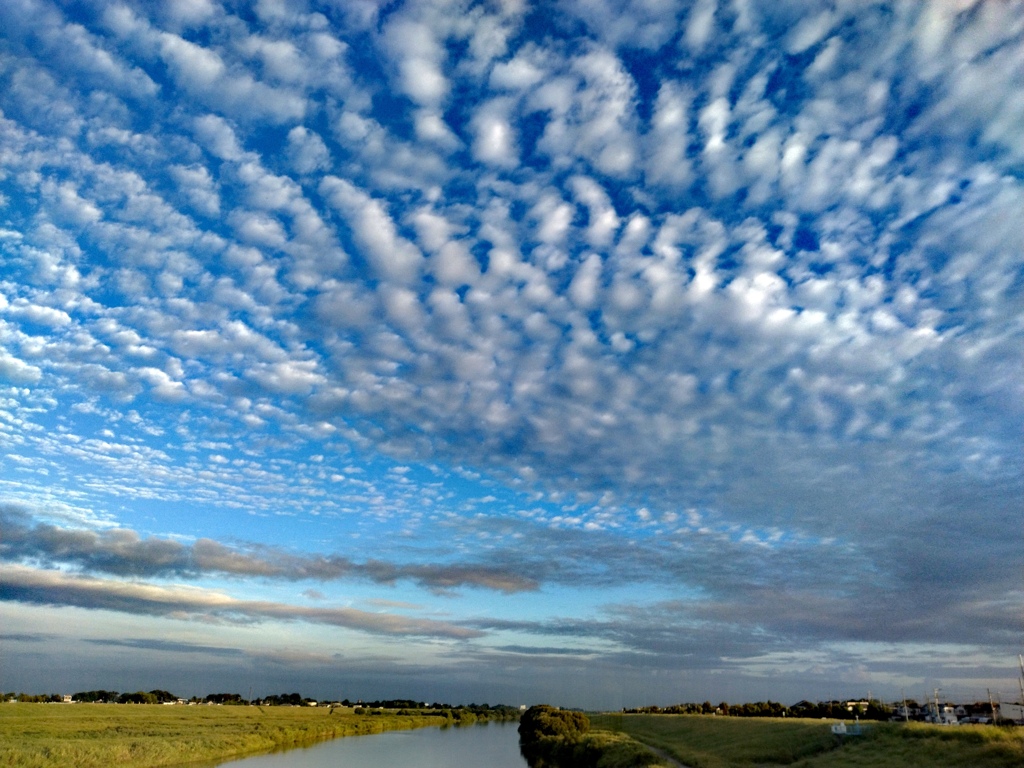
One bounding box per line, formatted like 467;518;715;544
637;739;694;768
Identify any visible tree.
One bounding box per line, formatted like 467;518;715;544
865;699;892;721
73;690;118;703
205;693;245;705
518;705;590;742
518;706;591;768
118;691;158;704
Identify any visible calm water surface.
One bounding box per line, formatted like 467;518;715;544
218;721;527;768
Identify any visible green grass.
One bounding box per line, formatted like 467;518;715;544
0;703;450;767
590;714;1024;768
574;730;673;767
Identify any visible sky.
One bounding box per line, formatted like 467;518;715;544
0;0;1021;710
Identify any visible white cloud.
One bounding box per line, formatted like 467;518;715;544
160;32;226;89
229;210;288;248
320;177;424;284
568;253;603;310
0;351;42;384
564;48;639;177
684;0;717;52
133;366;188;401
153;25;306;122
569;175;619;247
161;0;218;28
47;182;102;227
169;164;221;217
243;36;307;84
644;80;692;190
285;127;331;174
383;17;449;107
558;0;683;51
246;359;325;395
786;10;835;55
413;109;460;149
490;49;546;90
470;98;518;167
6;301;72;327
193;114;245;161
529;193;574;246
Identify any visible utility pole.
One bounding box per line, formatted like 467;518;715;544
1018;654;1024;705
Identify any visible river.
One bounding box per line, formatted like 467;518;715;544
217;720;528;768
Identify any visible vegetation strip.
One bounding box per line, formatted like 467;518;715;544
0;702;518;768
590;712;1024;768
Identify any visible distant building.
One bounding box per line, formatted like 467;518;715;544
997;702;1024;724
893;704;922;719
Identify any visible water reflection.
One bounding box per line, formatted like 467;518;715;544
218;721;527;768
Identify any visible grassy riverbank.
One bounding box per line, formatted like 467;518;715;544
591;713;1024;768
0;703;490;768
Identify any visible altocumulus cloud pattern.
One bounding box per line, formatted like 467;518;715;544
0;0;1021;708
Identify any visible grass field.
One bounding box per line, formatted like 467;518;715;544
0;703;450;767
591;713;1024;768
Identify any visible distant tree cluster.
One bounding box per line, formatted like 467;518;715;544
5;693;65;703
68;690;179;704
205;692;247;705
624;701;717;715
789;699;893;720
350;701;520;723
254;692;304;706
355;698;425;709
69;690;115;702
624;699;895;721
5;688;519;721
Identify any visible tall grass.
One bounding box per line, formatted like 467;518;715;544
0;703;448;768
590;713;1024;768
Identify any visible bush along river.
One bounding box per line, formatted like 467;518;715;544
517;706;669;768
218;719;527;768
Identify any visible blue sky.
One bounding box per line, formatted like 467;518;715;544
0;0;1021;709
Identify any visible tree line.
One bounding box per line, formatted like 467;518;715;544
3;689;520;719
4;690;179;704
351;701;521;724
623;699;896;720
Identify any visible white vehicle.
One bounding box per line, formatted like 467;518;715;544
996;702;1024;724
923;704;958;725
